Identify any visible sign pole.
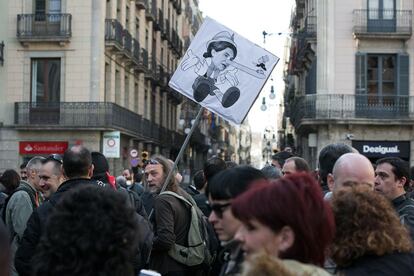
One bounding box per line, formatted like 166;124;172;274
148;105;204;219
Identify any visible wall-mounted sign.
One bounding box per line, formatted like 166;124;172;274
19;141;68;155
352;141;410;159
103;131;120;158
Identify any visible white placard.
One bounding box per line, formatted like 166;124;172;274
169;17;279;124
103;131;120;158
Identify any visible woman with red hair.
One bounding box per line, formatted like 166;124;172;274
232;173;335;274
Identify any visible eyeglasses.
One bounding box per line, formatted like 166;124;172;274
46;154;63;164
210;202;231;219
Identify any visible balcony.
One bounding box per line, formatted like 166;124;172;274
145;55;157;81
289;94;414;129
164;19;171;41
14;102;170;143
136;48;148;73
145;0;157;21
168;87;184;104
0;41;4;66
158;9;165;34
353;9;412;40
132;39;140;65
123;29;133;59
105;19;123;52
136;0;148;10
17;14;72;44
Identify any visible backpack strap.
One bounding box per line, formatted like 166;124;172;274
160;191;194;207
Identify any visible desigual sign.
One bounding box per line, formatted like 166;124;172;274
352;141;410;159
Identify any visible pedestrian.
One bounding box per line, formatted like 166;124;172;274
232;173;334;267
4;156;44;276
374;157;414;240
331;186;414;275
32;185;140;276
207;166;266;276
144;155;205;275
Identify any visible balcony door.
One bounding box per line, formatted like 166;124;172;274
30;58;61;124
367;0;396;32
355;53;409;118
34;0;62;36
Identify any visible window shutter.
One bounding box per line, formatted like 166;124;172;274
398;53;409;96
355;53;367;94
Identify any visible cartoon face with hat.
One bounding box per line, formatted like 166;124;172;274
181;31;268;108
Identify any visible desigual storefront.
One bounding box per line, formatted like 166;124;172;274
352;141;410;163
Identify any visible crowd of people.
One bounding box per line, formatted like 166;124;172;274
0;142;414;276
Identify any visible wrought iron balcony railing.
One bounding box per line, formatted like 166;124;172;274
132;39;140;65
105;19;123;49
289;94;414;128
353;9;412;39
0;41;4;66
17;13;72;42
123;29;132;57
14;102;178;144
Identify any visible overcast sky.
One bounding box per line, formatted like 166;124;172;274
198;0;295;133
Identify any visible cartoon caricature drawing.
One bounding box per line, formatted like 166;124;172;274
181;31;268;108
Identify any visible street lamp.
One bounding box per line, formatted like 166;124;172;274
269;85;275;100
260;97;267;111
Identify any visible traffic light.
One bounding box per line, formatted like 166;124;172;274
141;151;148;164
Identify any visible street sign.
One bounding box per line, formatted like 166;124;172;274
130;149;138;158
102;131;120;158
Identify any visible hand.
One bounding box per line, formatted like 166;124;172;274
181;49;199;70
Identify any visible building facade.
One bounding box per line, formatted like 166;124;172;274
284;0;414;168
0;0;218;173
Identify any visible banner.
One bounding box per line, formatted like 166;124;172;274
169;17;279;124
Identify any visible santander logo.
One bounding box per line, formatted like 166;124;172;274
24;144;33;152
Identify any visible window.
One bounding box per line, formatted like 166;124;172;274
368;0;396;32
355;53;409;117
144;88;148;118
31;58;61;103
35;0;61;21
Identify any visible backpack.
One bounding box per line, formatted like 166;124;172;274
1;185;37;224
160;191;219;267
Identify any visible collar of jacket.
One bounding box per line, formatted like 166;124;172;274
57;178;97;193
20;180;37;193
392;193;408;207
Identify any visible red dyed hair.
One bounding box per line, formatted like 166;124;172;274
232;172;335;266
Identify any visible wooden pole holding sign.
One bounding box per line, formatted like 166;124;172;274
148;106;204;220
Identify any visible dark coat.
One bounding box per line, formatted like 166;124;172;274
338;252;414;276
392;194;414;241
149;188;203;275
15;178;153;276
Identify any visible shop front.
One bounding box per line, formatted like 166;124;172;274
19;141;69;163
352;141;410;163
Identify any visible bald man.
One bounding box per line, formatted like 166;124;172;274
327;153;375;192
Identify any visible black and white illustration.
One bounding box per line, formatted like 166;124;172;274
169;17;279;124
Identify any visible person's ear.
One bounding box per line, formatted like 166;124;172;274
398;176;407;189
276;226;295;253
327;173;335;192
88;164;94;178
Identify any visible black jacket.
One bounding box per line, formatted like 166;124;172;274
392;194;414;241
15;178;153;276
338;252;414;275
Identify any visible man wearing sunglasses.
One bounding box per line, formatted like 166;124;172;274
207;166;266;276
38;154;65;200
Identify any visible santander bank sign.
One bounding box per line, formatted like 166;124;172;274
19;141;68;155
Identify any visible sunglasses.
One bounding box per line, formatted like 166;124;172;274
210;202;231;218
144;159;159;167
46;153;63;164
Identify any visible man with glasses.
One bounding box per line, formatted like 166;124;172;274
38;154;65;200
207;166;266;276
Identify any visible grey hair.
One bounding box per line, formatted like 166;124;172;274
26;156;46;173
